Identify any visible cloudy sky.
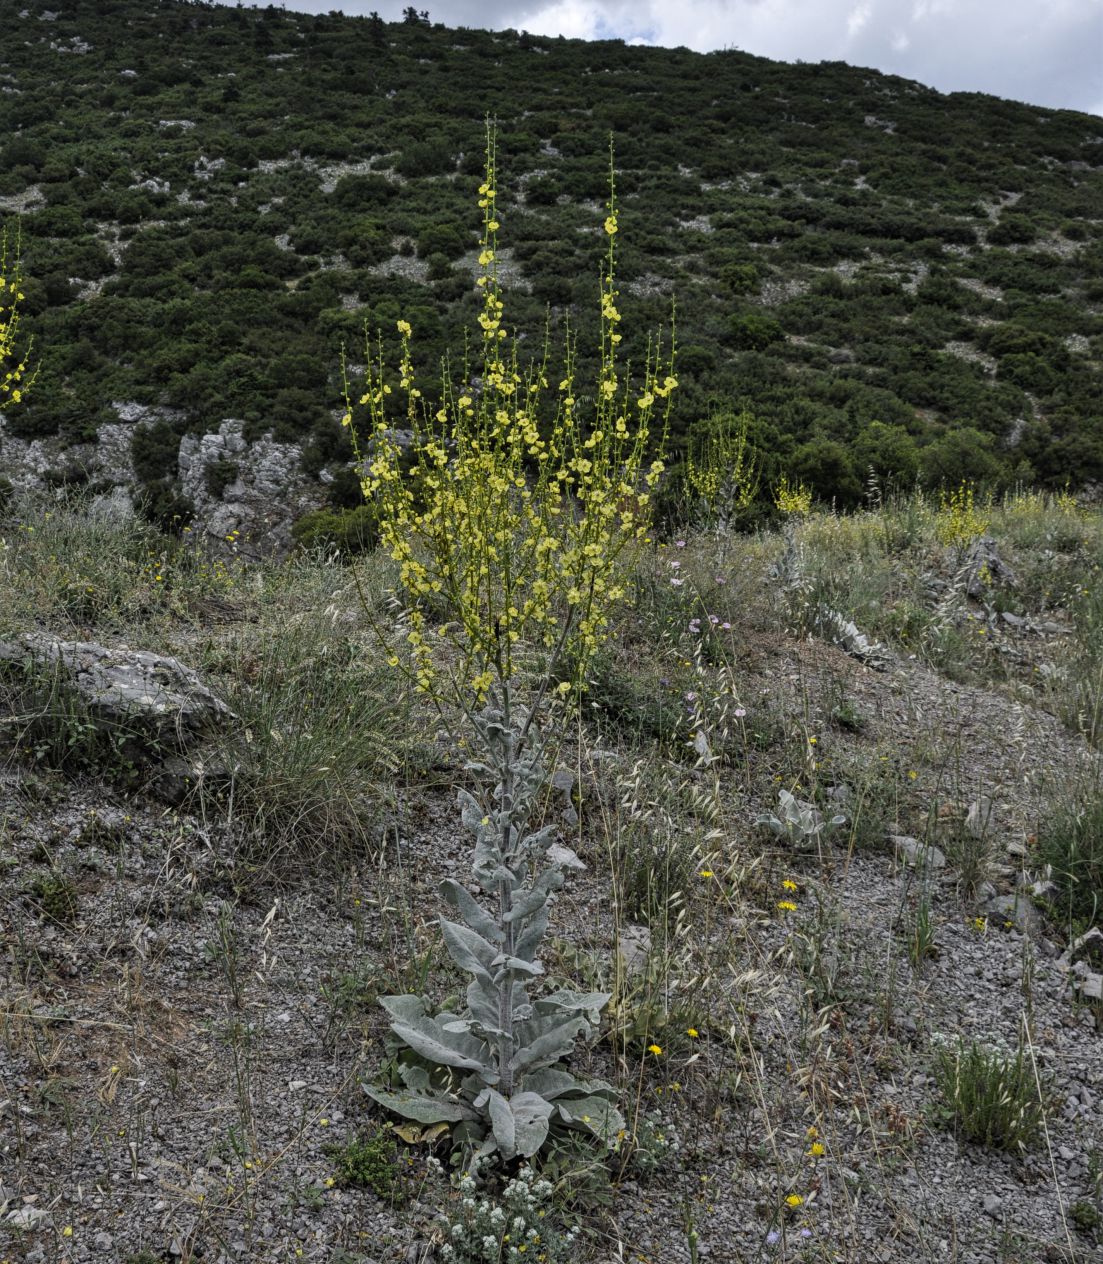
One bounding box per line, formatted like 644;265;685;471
237;0;1102;115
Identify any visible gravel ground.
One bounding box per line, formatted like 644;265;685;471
2;625;1101;1264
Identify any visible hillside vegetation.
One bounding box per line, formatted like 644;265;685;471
1;0;1101;515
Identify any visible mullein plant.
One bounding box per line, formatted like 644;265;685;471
342;128;676;1166
684;409;759;531
0;229;35;410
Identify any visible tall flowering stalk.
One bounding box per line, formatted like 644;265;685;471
0;229;35;410
347;134;672;702
343;129;675;1165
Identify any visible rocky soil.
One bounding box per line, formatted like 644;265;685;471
1;532;1102;1264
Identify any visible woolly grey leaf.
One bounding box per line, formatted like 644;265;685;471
440;879;503;945
397;1063;432;1091
510;1092;554;1157
514;903;550;963
534;989;610;1018
390;1019;495;1075
364;1087;477;1125
484;1087;516;1160
380;994;428;1023
520;1067;582;1100
556;1095;625;1141
440;917;497;984
502;869;562;925
510;1014;587;1073
492;954;545;978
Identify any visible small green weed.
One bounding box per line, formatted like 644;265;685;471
329;1128;405;1201
906;890;937;966
929;1030;1047;1151
25;870;79;923
1070;1199;1102;1242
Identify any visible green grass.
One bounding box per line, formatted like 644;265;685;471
930;1031;1047;1152
1038;784;1103;933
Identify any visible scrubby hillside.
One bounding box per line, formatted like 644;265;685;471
1;491;1101;1262
0;0;1101;520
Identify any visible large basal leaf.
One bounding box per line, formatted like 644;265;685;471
380;994;429;1024
365;1086;477;1125
477;1088;554;1160
509;1014;587;1073
390;1017;496;1077
556;1095;625;1142
480;1087;516;1160
509;1091;555;1158
440;879;503;946
518;1066;583;1100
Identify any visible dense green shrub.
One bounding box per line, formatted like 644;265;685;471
727;311;785;351
291;505;378;556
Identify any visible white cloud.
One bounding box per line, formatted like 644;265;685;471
847;0;874;39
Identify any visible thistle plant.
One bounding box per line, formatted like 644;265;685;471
345;128;675;1165
0;228;35;410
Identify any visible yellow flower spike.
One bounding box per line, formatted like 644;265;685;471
339;122;675;721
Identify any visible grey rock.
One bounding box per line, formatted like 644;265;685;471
982;1194;1002;1218
5;1206;50;1228
982;893;1042;937
965;796;995;840
178;418;312;557
813;606;892;670
891;835;947;869
0;633;234;752
964;537;1016;597
616;924;652;980
151;753;232;805
1058;928;1103;1002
